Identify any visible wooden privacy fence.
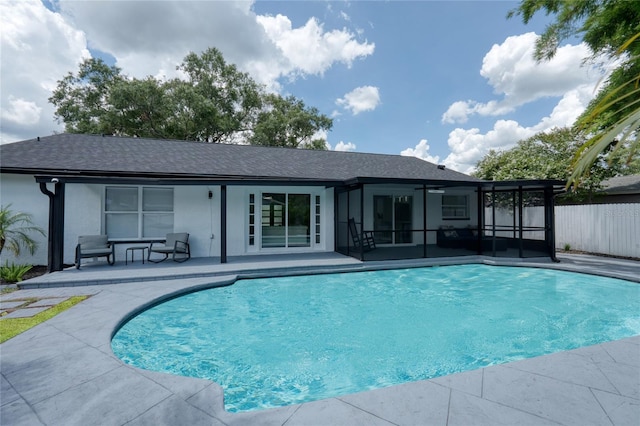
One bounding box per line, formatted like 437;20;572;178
487;203;639;258
555;203;639;258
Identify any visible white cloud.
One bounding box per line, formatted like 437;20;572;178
436;32;608;174
400;139;440;165
442;33;599;124
443;120;533;174
441;85;594;174
2;96;42;126
257;14;374;79
58;1;273;81
334;141;357;152
1;1;375;142
0;0;90;143
336;86;381;115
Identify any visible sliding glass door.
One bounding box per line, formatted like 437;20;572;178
373;195;413;244
261;193;310;248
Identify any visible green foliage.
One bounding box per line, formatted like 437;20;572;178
49;48;332;149
0;262;32;283
473;127;617;201
48;58;124;135
250;94;332;149
571;35;640;187
0;205;45;257
509;1;640;188
508;0;640;61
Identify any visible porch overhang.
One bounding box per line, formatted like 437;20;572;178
32;173;342;187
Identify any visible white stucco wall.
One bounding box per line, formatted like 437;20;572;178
64;184;103;264
174;185;220;259
227;185;335;256
1;176;336;266
0;174;50;266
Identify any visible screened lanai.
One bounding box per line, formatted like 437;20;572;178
335;179;564;262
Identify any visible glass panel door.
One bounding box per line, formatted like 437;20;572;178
374;195;413;244
262;193;286;248
394;196;413;243
287;194;310;247
373;195;393;244
261;193;311;248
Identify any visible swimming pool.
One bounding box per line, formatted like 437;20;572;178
111;264;640;412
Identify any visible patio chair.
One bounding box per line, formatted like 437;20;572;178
148;232;191;263
348;218;376;252
75;235;115;269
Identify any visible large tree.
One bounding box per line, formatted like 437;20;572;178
49;58;123;135
50;48;332;148
250;94;333;150
509;0;640;187
473;127;618;201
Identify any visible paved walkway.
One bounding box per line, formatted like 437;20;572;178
1;253;638;425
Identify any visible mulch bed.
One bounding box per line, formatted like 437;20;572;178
1;265;49;286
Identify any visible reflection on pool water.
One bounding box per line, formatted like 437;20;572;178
111;264;640;412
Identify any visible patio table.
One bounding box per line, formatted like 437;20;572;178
125;245;149;265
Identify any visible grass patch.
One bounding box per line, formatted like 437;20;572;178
1;286;18;295
0;296;89;343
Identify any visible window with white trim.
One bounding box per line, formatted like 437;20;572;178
105;186;174;238
442;194;469;220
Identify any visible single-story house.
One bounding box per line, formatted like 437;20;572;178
0;134;564;271
596;175;640;204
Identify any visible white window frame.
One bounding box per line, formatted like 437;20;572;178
104;186;174;239
442;194;470;220
248;189;323;252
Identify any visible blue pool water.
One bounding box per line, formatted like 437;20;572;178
111;265;640;412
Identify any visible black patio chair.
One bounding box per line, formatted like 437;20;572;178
348;218;376;252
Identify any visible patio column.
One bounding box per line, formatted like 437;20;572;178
491;186;497;256
39;180;65;272
422;185;427;258
476;185;483;255
544;186;558;262
518;186;524;258
220;185;227;264
359;184;365;261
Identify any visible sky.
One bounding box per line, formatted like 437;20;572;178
0;0;608;174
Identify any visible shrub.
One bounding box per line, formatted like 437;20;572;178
0;262;33;283
563;243;572;251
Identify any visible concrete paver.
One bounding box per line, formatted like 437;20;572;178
0;301;27;310
0;253;638;425
2;306;50;318
25;297;69;307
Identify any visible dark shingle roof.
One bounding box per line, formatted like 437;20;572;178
601;175;640;195
0;133;479;184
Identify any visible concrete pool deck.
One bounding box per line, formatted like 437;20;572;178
1;253;638;425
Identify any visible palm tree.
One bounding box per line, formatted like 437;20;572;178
570;33;640;188
0;205;45;257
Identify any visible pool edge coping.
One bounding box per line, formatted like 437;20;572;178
2;253;638;425
107;255;640;419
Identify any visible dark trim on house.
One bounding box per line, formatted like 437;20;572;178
1;134;568;272
31;174;341;188
220;185;227;264
39;181;65;272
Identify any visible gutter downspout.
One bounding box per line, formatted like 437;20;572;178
39;181;65;272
